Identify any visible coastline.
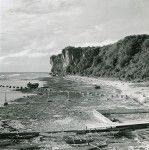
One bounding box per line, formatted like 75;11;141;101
0;73;47;107
0;75;149;149
1;75;149;127
66;75;149;107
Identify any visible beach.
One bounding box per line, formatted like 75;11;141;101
0;74;149;149
67;75;149;107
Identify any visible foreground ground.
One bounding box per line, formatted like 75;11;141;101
0;76;149;149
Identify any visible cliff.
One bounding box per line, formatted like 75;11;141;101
50;34;149;81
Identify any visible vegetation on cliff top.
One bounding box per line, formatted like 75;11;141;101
50;34;149;81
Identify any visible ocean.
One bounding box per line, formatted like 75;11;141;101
0;72;49;106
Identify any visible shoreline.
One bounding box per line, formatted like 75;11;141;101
1;75;149;118
0;77;46;107
66;75;149;107
0;75;149;149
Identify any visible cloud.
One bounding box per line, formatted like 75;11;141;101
24;41;56;52
0;50;30;61
28;52;49;58
0;0;149;72
0;51;26;64
0;49;50;64
75;40;117;47
7;0;84;15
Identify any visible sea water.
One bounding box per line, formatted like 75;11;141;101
0;72;49;106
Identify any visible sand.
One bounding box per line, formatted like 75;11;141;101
67;75;149;107
0;75;149;149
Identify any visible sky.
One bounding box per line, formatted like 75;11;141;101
0;0;149;72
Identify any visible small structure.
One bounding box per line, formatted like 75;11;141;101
63;135;93;145
67;91;71;101
94;85;101;89
4;92;8;106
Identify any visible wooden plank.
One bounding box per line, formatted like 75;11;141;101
0;132;40;139
0;122;149;139
98;108;149;115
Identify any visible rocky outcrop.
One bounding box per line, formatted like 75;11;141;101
50;54;63;76
50;34;149;81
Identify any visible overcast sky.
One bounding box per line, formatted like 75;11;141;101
0;0;149;72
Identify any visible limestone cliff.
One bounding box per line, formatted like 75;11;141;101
50;54;63;76
50;34;149;80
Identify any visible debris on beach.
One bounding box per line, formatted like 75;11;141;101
63;135;94;145
94;85;101;89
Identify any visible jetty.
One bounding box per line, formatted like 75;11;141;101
0;121;149;139
1;110;149;139
98;108;149;115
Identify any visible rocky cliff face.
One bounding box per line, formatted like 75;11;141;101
50;54;63;76
50;34;149;80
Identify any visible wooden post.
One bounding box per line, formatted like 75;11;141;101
4;91;8;106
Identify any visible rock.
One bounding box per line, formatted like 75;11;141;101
94;85;101;89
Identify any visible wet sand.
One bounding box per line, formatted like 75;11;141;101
0;76;149;149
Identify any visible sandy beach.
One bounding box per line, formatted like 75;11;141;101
67;75;149;107
0;75;149;149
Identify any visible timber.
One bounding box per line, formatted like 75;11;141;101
98;108;149;115
0;132;40;139
0;121;149;139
